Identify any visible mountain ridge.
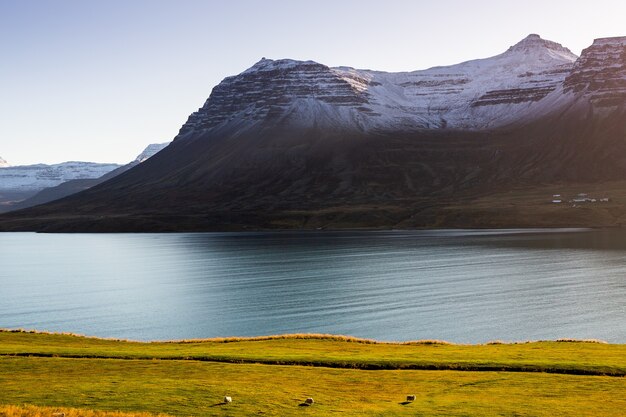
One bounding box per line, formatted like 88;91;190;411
0;161;121;192
175;34;579;140
0;143;169;213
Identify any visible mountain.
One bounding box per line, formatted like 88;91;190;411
0;161;121;194
0;160;122;210
177;34;576;138
1;35;625;232
0;143;169;213
134;142;170;163
0;157;8;168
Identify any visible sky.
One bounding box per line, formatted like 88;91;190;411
1;0;625;165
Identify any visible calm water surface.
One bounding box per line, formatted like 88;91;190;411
1;229;626;343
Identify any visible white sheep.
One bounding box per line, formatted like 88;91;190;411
223;396;232;403
305;397;314;405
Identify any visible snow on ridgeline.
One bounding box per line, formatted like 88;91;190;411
176;34;580;138
133;142;169;163
0;142;172;213
330;33;578;130
0;142;171;194
0;161;122;192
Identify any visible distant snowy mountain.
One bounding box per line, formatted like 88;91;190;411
0;142;170;213
0;161;121;193
0;142;170;196
133;142;169;163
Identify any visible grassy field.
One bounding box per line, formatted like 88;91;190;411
0;404;171;417
1;330;625;416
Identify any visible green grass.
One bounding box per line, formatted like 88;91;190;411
2;330;625;376
1;330;625;416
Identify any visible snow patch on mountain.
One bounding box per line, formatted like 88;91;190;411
0;157;9;168
134;142;169;163
506;33;577;60
330;34;578;129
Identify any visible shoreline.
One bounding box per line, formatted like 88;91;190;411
0;328;612;346
0;226;595;235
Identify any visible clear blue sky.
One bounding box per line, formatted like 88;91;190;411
1;0;625;165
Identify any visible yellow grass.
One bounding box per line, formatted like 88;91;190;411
0;405;173;417
1;331;625;416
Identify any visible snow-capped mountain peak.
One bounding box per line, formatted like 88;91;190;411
134;142;170;163
242;58;324;74
0;161;122;192
0;157;9;168
506;34;578;61
173;34;591;137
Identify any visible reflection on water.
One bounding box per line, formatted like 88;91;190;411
1;229;625;342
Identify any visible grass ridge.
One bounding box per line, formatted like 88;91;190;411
2;351;624;377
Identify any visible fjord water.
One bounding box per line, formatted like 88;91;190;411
1;230;625;343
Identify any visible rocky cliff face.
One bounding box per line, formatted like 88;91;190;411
563;36;626;107
177;59;373;138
